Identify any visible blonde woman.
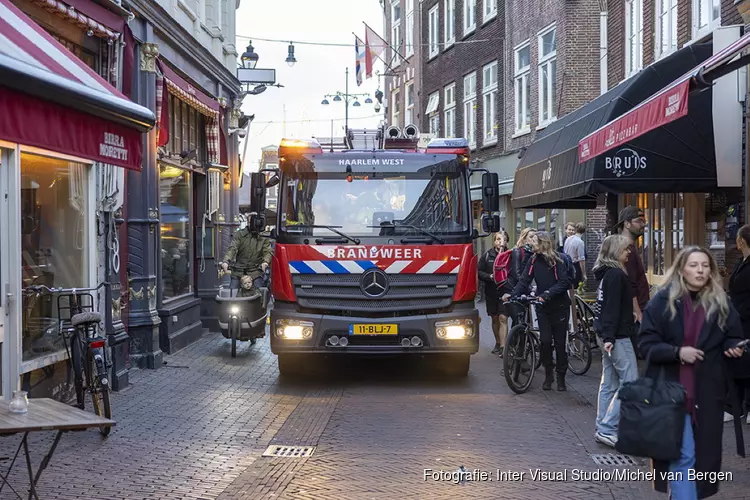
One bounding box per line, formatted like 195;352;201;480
505;231;573;391
639;246;746;499
592;234;637;448
478;232;509;355
505;228;536;292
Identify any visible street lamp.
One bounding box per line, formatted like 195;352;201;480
285;43;297;67
241;42;259;69
321;67;375;134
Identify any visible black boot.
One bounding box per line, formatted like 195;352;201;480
557;372;567;392
542;367;554;391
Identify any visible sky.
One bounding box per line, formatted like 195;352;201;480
235;0;386;173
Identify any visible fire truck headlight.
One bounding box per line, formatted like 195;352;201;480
435;319;475;339
275;319;314;340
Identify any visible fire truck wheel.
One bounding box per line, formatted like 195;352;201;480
440;354;471;377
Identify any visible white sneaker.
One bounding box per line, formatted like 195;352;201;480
724;412;734;423
595;432;617;448
746;413;750;425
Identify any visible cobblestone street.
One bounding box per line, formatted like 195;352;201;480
1;310;749;499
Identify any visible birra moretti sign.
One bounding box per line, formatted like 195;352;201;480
99;132;129;162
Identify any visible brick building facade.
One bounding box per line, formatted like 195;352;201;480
383;0;422;132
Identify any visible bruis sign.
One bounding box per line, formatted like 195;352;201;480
603;148;646;178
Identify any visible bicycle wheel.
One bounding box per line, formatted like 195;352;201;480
503;325;537;394
69;337;86;410
567;333;592;375
89;351;112;437
576;297;598;348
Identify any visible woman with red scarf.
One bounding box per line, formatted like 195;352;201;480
639;246;746;499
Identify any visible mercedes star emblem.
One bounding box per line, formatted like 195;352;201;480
360;268;389;298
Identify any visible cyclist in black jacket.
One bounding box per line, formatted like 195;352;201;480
505;231;573;391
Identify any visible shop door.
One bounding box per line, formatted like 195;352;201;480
0;145;21;400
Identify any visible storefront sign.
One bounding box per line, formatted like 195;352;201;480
0;87;143;171
99;133;129;162
603;148;647;177
578;79;691;163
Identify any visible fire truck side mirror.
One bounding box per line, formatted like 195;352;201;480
481;172;499;213
249;172;267;215
481;213;501;234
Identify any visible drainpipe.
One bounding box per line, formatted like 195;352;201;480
600;9;608;95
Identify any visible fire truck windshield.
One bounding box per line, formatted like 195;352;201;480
279;159;470;238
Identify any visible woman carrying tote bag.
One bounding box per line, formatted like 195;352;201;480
637;246;746;499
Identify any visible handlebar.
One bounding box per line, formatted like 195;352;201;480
23;282;110;296
504;295;545;306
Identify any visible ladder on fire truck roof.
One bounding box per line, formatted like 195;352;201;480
346;128;384;150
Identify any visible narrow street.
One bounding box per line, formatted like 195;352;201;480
2;312;748;500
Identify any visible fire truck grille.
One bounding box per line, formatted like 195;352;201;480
293;274;457;313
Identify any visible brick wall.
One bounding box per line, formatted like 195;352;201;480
560;1;602;114
607;0;625;89
503;0;565;153
385;0;422;131
420;0;505;162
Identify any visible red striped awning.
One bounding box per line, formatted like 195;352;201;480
578;30;750;164
0;0;154;170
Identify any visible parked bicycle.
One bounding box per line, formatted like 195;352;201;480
23;283;113;437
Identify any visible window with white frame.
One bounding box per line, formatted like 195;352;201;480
656;0;677;59
482;61;498;144
429;113;440;136
427;91;440;135
483;0;497;23
444;83;456;138
405;0;414;57
444;0;455;47
463;0;476;35
391;88;400;126
428;5;439;58
391;0;402;66
463;72;477;147
538;26;557;126
514;42;531;133
693;0;720;40
625;0;643;77
405;82;415;125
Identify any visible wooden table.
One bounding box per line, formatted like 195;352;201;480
0;398;114;500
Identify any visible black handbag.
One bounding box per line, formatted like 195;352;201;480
615;359;687;462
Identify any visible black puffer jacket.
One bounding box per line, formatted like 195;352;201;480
593;265;634;344
505;245;533;292
512;252;572;309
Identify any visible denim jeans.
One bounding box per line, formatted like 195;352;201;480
668;413;698;500
596;338;639;436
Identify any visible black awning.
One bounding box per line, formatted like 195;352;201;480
511;42;715;209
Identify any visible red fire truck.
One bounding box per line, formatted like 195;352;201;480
248;128;501;376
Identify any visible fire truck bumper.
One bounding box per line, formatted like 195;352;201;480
269;306;480;355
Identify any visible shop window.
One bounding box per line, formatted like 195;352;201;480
160;165;193;300
20;153;90;365
624;193;685;282
167;95;206;162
